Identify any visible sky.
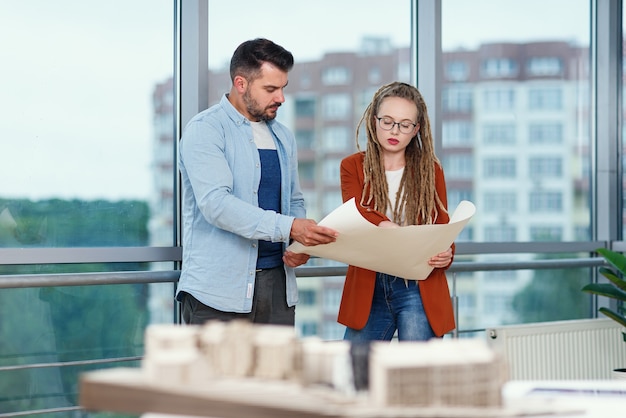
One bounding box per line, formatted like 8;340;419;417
0;0;589;201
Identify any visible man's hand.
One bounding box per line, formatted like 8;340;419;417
290;218;338;246
283;250;310;268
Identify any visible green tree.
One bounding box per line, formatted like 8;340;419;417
512;256;592;323
0;198;150;416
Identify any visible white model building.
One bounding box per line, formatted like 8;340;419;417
141;322;506;409
369;339;506;407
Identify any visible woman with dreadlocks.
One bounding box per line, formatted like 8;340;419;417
338;82;455;342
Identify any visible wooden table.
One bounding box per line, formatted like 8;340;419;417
79;367;580;418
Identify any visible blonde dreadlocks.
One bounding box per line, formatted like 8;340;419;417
355;82;446;226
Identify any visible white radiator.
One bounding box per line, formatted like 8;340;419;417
486;318;626;380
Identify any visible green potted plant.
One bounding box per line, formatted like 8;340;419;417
581;247;626;343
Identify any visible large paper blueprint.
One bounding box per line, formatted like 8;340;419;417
287;198;475;280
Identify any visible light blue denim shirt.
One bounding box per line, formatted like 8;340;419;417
177;94;305;312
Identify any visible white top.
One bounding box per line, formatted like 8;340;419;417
250;120;276;149
385;167;404;222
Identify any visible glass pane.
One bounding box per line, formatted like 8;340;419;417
0;0;174;414
442;0;590;244
442;0;592;330
206;0;413;340
0;0;174;249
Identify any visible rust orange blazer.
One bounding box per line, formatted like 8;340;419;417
336;152;456;337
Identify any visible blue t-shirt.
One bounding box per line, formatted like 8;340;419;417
257;149;283;269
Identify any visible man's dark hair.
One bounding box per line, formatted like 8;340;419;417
229;38;294;82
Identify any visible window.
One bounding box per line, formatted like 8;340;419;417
529;156;563;178
481;58;517;78
368;66;382;84
443;120;473;146
446;60;469;81
529;87;563;110
530;226;563;241
482;88;515;111
448;189;474;211
483;158;516;178
482;123;516;145
299;289;317;305
442;154;474;179
322;66;351;85
298;161;315;182
528;122;563;144
322;93;351;120
296;129;315;150
443;86;473;112
484;225;517;241
323;159;341;185
295;97;316;117
322;126;351;152
529;191;563;212
527;57;563;76
484;192;517;212
323;190;343;216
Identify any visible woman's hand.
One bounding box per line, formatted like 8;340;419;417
378;220;400;228
428;247;453;269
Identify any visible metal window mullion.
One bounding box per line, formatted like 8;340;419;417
593;0;622;244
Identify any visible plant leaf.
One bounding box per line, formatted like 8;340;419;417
598;307;626;328
582;283;626;301
598;248;626;274
597;267;626;291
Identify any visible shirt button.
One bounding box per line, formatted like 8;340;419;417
252;243;257;248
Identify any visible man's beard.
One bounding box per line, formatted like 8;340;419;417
243;89;278;121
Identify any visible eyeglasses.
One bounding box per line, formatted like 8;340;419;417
375;116;417;134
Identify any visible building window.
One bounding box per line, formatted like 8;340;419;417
300;72;312;89
528;122;563;144
529;191;563;212
482;123;516;145
529;87;562;110
483;88;515;111
322;190;342;216
481;58;517;78
323;159;341;185
296;129;315;150
484;192;517;212
322;126;351;152
530;225;563;241
527;57;563;76
322;93;351;120
443;86;473;112
295;97;316;117
443;120;473;146
323;288;342;314
442;154;473;179
322;66;351;85
484;225;517;241
299;289;316;305
368;66;381;84
448;189;474;211
529;156;562;178
300;321;318;337
483;157;516;178
298;161;315;182
446;60;469;81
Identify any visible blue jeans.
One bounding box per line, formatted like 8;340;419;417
344;273;436;342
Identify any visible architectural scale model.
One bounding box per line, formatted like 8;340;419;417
141;321;507;408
